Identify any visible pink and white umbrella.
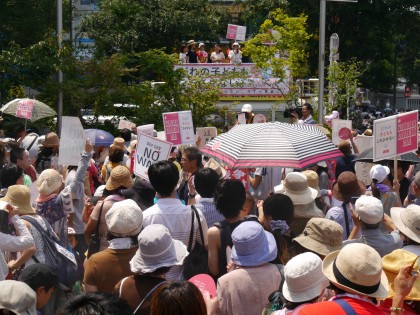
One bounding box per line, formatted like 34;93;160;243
201;122;342;169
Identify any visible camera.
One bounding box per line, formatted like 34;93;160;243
283;107;302;119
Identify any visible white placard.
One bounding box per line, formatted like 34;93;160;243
59;117;86;166
237;113;246;124
353;135;373;154
137;124;154;137
196;127;217;149
156;131;166;141
118;119;136;130
355;162;376;186
373;116;397;161
236;26;247;41
134;134;172;180
332;119;353;145
178;111;195;145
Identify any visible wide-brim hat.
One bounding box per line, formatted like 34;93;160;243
382;249;420;300
37;169;64;196
231;221;277;267
277;172;318;205
0;280;37;315
43;132;60;148
130;224;188;274
282;252;329;303
105;165;133;191
332;171;366;202
204;158;226;180
293;218;343;257
302;170;320;197
186;40;197;46
322;243;389;299
0;185;35;215
391;205;420;243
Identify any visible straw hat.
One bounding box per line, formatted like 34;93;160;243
364;129;373;136
130;224;188;274
0;185;35;215
111;137;128;152
332;171;366;203
391;204;420;243
231;221;277;267
282;252;329;303
293;218;343;257
382;249;420;300
204;158;226;180
0;280;37;315
37;169;64;196
282;172;318;205
302;170;320;197
105;165;133;191
105;199;143;238
43;132;60;148
186;40;197;46
322;243;389;299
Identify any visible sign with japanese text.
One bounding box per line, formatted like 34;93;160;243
134;133;172;179
396;111;418;155
137;124;154;137
59;116;86;166
226;24;246;41
353;135;373;154
196;127;217;149
162;111;195;145
174;64;288;101
118;119;136;130
373;111;418;161
225;167;248;190
355;162;376;186
15;99;35;120
332;119;352;145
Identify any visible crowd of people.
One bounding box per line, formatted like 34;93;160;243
179;40;242;65
1;113;420;315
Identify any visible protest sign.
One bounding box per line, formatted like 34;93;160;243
226;24;246;41
137;124;154;137
253;114;266;124
196;127;217;149
134;134;172;179
373;111;418;162
162;111;195;145
189;274;216;298
118;119;136;130
59;117;86;166
332;119;352;145
156;131;166;141
355;162;376;186
353;135;373;154
237;113;246;125
15;99;34;120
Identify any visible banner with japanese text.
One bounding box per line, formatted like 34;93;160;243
162;111;195;145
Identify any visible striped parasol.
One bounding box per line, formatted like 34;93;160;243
201;122;342;169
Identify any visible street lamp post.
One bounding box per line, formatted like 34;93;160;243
57;0;63;135
317;0;357;124
328;33;339;109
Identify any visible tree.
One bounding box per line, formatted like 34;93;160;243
242;8;311;106
78;0;230;57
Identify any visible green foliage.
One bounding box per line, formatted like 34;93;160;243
326;58;365;112
79;0;230;57
243;8;310;106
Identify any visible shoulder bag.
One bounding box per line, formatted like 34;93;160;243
87;201;104;258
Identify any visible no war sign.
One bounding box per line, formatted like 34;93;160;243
59;116;86;166
134;134;172;180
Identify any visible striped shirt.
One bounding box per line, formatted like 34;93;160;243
195;198;224;227
142;198;208;280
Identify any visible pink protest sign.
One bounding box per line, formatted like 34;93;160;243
163;112;182;145
189;274;216;298
226;24;238;40
397;111;418;155
15;99;35;120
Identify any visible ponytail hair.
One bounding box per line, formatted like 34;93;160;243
371;179;381;199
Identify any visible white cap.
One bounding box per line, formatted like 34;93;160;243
198;42;205;48
370;165;390;183
356;195;384;224
106;199;143;237
241;104;253;113
233;42;240;47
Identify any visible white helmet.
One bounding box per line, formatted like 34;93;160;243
241;104;253;113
